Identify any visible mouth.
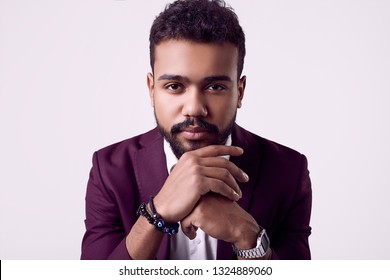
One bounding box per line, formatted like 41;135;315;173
179;126;211;141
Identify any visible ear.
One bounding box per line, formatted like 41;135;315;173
147;72;155;107
237;75;246;108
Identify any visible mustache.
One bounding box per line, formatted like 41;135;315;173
171;118;219;135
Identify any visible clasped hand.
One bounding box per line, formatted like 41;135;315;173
153;145;259;247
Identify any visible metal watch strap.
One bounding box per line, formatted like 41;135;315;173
232;229;270;258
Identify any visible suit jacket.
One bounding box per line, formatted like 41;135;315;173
81;124;312;260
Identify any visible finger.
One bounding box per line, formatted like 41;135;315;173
180;220;198;240
200;166;242;198
201;177;241;201
201;157;249;183
191;145;244;158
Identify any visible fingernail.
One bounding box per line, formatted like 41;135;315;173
234;191;241;200
243;172;249;181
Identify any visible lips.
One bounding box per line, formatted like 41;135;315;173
179;126;211;141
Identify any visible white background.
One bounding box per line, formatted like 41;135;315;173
0;0;389;259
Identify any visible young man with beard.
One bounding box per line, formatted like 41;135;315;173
81;0;312;260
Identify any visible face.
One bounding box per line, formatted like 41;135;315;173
147;39;246;158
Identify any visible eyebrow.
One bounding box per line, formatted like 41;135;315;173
157;74;190;82
157;74;232;83
204;75;232;83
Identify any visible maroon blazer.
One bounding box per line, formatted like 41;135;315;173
81;124;312;260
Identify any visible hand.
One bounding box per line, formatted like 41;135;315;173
180;193;260;249
153;145;249;224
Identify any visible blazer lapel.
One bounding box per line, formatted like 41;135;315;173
133;128;170;260
217;123;264;259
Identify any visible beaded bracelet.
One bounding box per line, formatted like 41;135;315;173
136;198;179;235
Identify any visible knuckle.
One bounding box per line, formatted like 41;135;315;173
220;158;230;168
222;169;231;180
209;179;223;193
181;152;195;162
216;180;227;192
189;173;201;186
180;152;190;160
230;164;241;177
187;155;199;166
190;164;202;175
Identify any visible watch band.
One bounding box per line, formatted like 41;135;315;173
232;229;270;258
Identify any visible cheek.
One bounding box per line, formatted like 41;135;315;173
154;95;182;126
209;97;238;123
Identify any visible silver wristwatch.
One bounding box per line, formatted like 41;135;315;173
232;229;270;258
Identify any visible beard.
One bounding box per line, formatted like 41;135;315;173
155;112;236;159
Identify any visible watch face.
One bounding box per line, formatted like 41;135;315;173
261;232;270;249
258;229;270;256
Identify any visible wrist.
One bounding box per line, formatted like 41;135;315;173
136;197;179;235
152;195;176;224
233;221;260;249
232;228;270;259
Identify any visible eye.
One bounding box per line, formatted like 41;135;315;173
165;83;184;92
206;84;226;92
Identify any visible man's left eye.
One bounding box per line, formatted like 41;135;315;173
207;84;225;91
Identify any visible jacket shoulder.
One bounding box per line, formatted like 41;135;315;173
91;128;162;171
233;124;305;163
96;128;160;156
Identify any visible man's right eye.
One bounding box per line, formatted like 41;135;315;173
165;83;182;91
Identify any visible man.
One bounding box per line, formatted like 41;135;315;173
81;0;312;260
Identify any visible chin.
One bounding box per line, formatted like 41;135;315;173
183;140;211;151
171;139;214;159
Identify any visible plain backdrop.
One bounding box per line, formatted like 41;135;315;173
1;0;389;259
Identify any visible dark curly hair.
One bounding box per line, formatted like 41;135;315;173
149;0;246;79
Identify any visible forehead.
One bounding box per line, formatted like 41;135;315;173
153;39;238;79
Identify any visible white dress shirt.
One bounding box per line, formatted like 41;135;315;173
163;136;232;260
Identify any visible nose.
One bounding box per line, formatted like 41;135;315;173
181;87;208;118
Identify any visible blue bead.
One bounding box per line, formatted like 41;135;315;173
157;219;164;228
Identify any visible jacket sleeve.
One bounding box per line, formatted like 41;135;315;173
81;152;132;260
271;155;312;260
